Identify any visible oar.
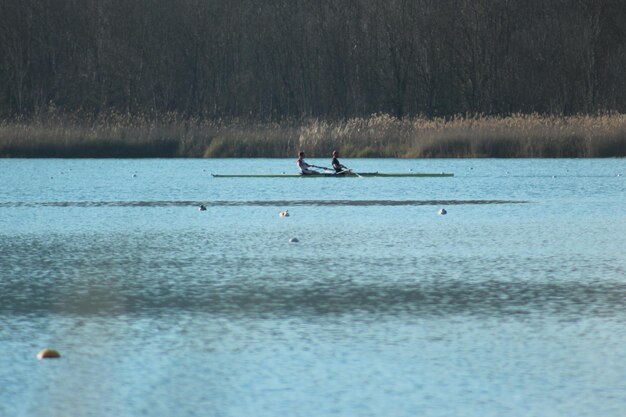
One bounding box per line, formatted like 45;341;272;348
342;167;362;178
311;165;332;172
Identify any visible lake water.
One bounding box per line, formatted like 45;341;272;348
1;158;625;417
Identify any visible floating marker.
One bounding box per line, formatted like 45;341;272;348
37;349;61;360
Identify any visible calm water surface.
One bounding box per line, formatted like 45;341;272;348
1;158;625;417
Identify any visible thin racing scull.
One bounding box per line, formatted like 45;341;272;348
211;172;454;178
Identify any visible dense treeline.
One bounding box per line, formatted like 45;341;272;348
1;0;626;120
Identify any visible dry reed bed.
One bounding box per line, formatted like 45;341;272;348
1;113;625;158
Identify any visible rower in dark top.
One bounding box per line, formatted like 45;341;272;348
297;151;320;175
331;150;348;174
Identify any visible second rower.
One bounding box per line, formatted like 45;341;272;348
297;151;320;175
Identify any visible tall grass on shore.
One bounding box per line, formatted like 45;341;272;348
0;111;299;158
307;113;626;158
1;112;625;158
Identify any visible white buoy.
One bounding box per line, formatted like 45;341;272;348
289;237;299;243
279;210;289;217
438;208;447;215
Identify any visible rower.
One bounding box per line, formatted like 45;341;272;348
297;152;320;175
331;150;348;174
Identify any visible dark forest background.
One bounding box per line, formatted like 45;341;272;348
1;0;626;121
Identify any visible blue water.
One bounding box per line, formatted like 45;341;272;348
1;158;625;417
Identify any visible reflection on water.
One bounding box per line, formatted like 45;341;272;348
5;279;625;319
2;223;625;319
1;228;624;319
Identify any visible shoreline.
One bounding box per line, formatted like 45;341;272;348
1;113;625;158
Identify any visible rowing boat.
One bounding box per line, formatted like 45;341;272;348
211;172;453;178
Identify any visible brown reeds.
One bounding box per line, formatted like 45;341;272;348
1;112;625;158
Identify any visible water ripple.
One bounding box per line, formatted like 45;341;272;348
0;199;529;208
